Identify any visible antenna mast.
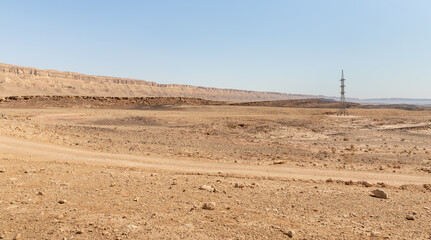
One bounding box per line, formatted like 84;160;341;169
337;70;348;116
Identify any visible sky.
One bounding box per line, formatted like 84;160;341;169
1;0;430;99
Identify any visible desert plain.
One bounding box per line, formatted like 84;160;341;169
0;97;431;240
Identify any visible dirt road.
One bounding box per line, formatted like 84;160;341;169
1;135;429;186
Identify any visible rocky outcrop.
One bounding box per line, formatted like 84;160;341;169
0;95;222;108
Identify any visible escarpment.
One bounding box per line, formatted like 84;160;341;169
0;63;313;101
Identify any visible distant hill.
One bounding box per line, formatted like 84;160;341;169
351;98;431;105
232;99;359;108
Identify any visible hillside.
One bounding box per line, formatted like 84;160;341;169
353;98;431;105
0;63;316;101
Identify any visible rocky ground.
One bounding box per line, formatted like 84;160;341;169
0;104;431;239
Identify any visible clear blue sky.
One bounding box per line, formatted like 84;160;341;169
1;0;430;99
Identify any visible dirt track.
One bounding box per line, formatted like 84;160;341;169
1;135;429;186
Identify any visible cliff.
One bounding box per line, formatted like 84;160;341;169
0;63;313;101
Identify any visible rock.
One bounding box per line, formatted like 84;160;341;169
185;223;194;229
371;231;379;237
76;229;84;234
199;185;215;192
127;225;138;230
202;202;216;210
371;189;388;199
363;181;373;187
284;230;295;238
344;180;354;185
406;214;415;220
234;183;245;188
13;233;22;240
271;225;281;230
58;200;67;204
0;169;5;173
37;192;43;196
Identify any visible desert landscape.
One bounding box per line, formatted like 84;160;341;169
2;1;431;239
0;92;431;239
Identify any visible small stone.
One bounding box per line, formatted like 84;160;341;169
76;229;84;234
12;233;22;240
371;231;379;237
127;225;138;230
371;189;388;199
133;197;139;202
234;183;245;188
271;225;281;230
199;185;215;192
344;180;354;185
284;230;295;238
58;200;67;204
0;169;5;173
185;223;194;229
202;202;216;210
406;214;415;220
13;233;22;240
363;181;373;187
37;192;43;196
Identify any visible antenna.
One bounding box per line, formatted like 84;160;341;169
337;70;348;116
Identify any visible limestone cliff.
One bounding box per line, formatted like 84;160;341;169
0;63;313;101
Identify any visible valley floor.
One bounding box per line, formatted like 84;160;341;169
0;105;431;239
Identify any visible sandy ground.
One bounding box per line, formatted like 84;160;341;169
1;105;431;239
